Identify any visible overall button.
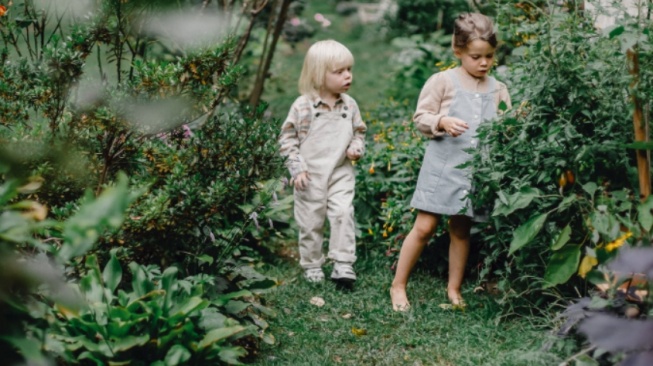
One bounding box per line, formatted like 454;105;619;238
475;93;480;98
315;112;321;117
462;189;469;195
344;106;349;110
471;139;477;146
342;113;347;118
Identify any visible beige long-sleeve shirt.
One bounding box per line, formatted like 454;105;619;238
279;93;366;178
413;67;511;138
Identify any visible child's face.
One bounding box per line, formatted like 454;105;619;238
321;64;353;98
455;40;496;78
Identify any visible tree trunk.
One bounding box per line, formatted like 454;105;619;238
248;0;291;108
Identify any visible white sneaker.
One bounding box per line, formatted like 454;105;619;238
304;268;325;283
331;262;356;283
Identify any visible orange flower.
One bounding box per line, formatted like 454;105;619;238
0;5;7;16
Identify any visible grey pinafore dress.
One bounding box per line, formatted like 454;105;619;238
410;70;497;218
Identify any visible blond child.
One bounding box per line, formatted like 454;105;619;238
279;40;367;283
390;13;511;310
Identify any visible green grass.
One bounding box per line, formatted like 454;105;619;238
262;2;399;119
255;256;571;366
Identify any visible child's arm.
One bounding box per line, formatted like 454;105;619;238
346;98;367;160
279;99;308;179
413;73;448;138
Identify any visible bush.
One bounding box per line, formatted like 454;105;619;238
469;4;653;309
383;0;471;39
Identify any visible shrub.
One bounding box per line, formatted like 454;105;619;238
469;4;653;309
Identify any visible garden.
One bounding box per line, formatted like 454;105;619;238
1;0;652;365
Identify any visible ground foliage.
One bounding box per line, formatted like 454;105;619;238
1;0;284;364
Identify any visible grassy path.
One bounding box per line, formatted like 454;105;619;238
257;4;572;365
255;256;569;365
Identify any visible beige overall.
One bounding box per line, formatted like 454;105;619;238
294;104;357;269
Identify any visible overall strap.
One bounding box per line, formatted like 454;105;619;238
487;76;497;94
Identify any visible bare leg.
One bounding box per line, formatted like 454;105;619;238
447;215;472;305
390;211;439;311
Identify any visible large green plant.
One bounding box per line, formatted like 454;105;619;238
45;250;273;365
469;4;653;307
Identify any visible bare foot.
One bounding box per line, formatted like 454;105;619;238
390;286;410;312
447;288;466;307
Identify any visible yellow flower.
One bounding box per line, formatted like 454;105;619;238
383;231;388;238
368;228;373;235
605;231;633;252
369;164;375;174
578;255;598;278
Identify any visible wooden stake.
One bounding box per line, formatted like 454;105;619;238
628;47;651;200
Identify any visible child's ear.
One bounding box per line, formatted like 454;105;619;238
453;47;462;59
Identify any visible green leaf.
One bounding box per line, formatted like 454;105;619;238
170;297;209;318
493;186;540;217
102;249;122;293
603;24;624;38
637;195;653;232
552;225;571;251
164;345;191;366
214;289;252;306
218;347;248;364
110;334;150;353
623;141;653;150
197;326;246;350
543;245;581;288
161;266;179;311
197;254;214;265
582;182;598;197
224;300;250;315
509;213;548;255
129;262;151;297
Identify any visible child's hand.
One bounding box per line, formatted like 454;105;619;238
293;172;311;190
439;117;469;137
346;147;362;161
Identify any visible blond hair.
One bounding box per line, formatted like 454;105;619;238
453;13;498;49
298;40;354;96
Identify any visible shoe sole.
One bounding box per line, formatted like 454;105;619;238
330;275;356;283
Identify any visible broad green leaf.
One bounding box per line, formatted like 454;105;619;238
0;180;20;206
582;182;598;197
551;225;571;251
603;24;624;38
198;326;246;350
164;345;191;366
197;254;214;265
110;334;150;353
219;346;248;364
623;141;653;150
225;300;250;315
214;289;252;306
509;213;548;255
543;245;581;288
493;187;540;217
102;249;122;293
129;262;151;297
637;195;653;232
161;266;179;310
170;297;209;318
